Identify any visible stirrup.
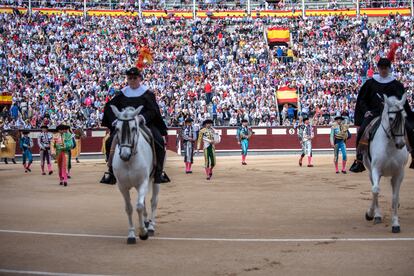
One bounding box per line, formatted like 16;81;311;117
349;160;366;173
160;172;171;183
100;172;117;185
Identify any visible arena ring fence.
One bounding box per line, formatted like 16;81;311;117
10;126;357;157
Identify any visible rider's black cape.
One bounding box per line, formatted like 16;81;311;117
355;77;413;127
102;89;167;136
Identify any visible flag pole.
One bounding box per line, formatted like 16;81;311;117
139;0;142;19
411;0;414;18
247;0;251;16
301;0;305;18
356;0;360;19
193;0;196;19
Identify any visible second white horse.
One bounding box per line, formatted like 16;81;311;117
364;95;409;233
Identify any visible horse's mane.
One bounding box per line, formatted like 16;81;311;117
121;120;131;143
119;107;138;120
118;107;140;144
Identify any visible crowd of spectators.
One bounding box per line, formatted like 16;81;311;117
0;10;413;130
2;0;411;12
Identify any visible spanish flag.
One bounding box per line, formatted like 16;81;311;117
276;86;297;104
267;27;290;43
0;93;12;105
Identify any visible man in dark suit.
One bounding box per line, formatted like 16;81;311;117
100;67;170;184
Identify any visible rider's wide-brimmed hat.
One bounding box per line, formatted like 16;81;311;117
377;58;391;68
21;130;30;134
203;119;213;125
125;67;142;77
56;124;70;131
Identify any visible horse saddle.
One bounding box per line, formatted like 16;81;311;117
138;122;158;177
139;125;171;183
360;117;381;146
358;117;381;159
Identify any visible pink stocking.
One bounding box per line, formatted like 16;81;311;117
342;160;347;171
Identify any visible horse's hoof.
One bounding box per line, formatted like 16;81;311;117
392;226;401;233
139;233;149;240
374;217;382;224
127;237;136;244
365;213;374;221
148;229;155;236
144;221;150;228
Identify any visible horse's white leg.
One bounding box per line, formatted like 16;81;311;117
365;172;375;221
120;188;136;244
371;169;382;224
136;179;149;240
143;200;149;225
391;172;403;233
148;182;160;235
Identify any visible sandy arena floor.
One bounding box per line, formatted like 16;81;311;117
0;153;413;276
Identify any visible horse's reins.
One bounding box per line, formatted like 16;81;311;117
116;118;138;156
376;93;406;140
381;108;406;140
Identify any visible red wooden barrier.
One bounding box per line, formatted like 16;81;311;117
14;127;357;155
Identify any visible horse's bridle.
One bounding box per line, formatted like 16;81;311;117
382;108;406;140
116;117;138;156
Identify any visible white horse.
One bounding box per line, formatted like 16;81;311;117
111;105;160;244
363;94;409;233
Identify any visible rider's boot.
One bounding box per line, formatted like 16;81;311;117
350;153;366;173
100;166;117;185
100;137;117;185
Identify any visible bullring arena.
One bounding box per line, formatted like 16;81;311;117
1;152;413;276
1;1;414;275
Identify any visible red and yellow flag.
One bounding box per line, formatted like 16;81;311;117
276;86;297;104
267;27;290;43
0;93;12;105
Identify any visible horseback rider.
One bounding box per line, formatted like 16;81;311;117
100;67;170;184
350;44;414;172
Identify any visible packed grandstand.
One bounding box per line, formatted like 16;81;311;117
0;3;413;130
